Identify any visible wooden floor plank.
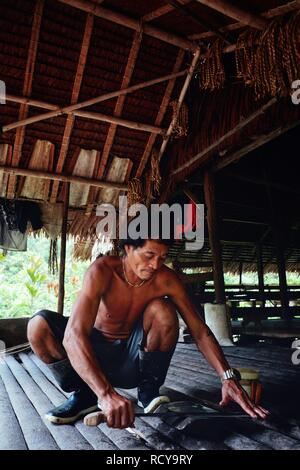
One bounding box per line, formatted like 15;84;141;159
0;361;59;450
0;375;27;450
19;353;118;451
4;356;93;450
122;388;229;450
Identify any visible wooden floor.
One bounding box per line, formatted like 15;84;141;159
1;343;300;450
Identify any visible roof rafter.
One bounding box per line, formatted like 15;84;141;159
136;48;185;178
57;0;195;50
85;29;143;215
6;0;44;199
194;0;268;30
50;13;94;203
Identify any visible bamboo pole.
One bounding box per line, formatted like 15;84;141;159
194;0;268;30
3;69;187;132
58;183;70;315
57;0;195;50
158;48;201;162
172;97;277;176
0;165;128;190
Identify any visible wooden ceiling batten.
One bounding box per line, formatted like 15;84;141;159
50;12;94;203
85;30;142;215
57;0;195;50
136;48;185;178
6;0;44;199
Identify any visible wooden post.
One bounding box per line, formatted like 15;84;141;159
256;243;265;309
203;171;226;304
275;238;289;320
58;183;70;315
239;262;243;285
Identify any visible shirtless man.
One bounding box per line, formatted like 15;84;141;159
27;237;269;428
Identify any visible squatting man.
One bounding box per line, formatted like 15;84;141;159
27;217;269;428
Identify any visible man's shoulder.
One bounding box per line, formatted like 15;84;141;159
88;256;119;279
156;264;181;285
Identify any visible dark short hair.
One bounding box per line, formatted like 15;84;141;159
118;211;175;250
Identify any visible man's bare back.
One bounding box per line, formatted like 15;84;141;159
92;256;176;340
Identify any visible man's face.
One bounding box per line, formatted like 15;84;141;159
126;240;169;280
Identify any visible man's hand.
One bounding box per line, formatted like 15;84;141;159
98;390;135;428
220;379;270;419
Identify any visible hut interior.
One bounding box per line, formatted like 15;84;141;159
1;0;300;451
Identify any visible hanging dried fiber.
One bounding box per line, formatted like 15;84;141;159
127;177;145;206
198;39;226;91
144;148;162;206
235;12;300;99
169;100;189;138
49;238;58;275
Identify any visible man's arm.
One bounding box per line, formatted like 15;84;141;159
165;272;269;419
63;261;134;428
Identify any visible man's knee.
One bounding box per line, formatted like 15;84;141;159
143;299;179;352
144;298;179;330
27;311;52;345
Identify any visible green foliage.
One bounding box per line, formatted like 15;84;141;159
0;236;90;319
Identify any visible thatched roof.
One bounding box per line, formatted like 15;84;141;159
1;0;300;270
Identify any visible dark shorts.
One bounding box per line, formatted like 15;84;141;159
32;310;145;389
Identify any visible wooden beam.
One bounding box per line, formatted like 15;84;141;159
50;13;94;203
3;70;187;132
189;1;300;40
6;0;44;199
142;0;192;22
204;171;226;303
58;183;70;315
158;48;201;163
194;0;268;30
136;49;185;178
213;120;300;172
57;0;195;50
172;97;277;177
0;165;128;191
